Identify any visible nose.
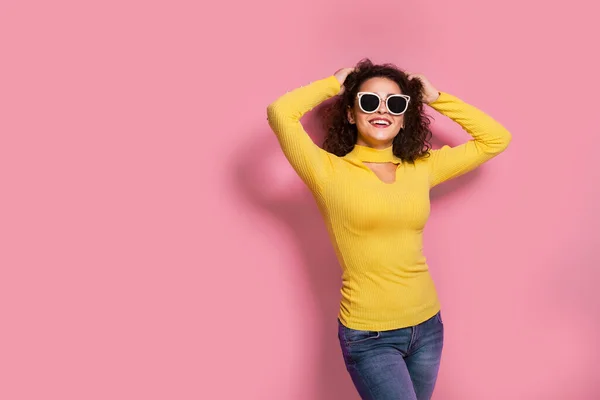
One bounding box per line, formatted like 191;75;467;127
377;98;388;114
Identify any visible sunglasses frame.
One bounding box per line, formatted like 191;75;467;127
357;92;411;115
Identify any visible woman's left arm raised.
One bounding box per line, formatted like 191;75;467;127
408;73;512;188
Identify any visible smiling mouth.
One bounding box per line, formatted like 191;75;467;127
369;119;391;127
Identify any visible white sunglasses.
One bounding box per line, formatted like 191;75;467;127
357;92;410;115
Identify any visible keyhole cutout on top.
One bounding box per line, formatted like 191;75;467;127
363;162;398;184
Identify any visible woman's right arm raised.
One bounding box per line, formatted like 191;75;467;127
266;69;353;192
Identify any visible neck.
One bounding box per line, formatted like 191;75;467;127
355;138;394;150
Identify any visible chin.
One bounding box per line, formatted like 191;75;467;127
369;130;396;142
357;125;400;146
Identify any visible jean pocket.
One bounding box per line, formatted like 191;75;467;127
341;326;381;346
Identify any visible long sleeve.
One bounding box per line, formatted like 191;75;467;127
266;76;341;193
426;92;512;188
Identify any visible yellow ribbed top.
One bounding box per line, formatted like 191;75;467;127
266;75;511;331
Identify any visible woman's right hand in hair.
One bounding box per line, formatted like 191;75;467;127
334;68;355;93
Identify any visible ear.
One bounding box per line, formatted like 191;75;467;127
347;106;355;124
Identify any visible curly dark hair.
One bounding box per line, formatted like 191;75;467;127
322;58;433;163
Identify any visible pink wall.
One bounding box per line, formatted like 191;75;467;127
1;0;599;399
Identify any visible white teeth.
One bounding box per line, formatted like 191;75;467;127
371;120;390;126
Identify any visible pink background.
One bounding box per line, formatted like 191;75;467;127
1;0;599;399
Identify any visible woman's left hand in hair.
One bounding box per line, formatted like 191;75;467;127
407;73;440;104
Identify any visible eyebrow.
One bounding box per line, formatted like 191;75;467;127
374;92;403;97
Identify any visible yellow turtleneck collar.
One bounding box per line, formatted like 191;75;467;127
346;144;402;164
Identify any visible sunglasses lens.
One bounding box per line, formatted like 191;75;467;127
387;96;408;114
359;94;380;112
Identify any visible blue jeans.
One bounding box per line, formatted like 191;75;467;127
337;312;444;400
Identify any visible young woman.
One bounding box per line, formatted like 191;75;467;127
266;59;511;400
